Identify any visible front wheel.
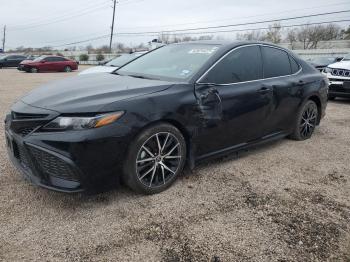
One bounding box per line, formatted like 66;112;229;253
290;100;318;141
63;66;72;72
30;67;38;73
123;123;187;194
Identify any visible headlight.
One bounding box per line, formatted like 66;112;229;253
41;111;124;131
323;67;332;73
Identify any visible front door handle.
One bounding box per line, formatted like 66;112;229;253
257;86;272;94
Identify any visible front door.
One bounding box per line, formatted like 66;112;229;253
194;45;273;157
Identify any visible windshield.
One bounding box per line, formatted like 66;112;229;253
116;44;220;81
310;57;335;64
343;54;350;61
33;56;45;62
106;54;138;67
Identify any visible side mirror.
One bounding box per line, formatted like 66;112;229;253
41;60;46;63
336;57;343;62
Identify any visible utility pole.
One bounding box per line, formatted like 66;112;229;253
2;25;5;52
109;0;117;53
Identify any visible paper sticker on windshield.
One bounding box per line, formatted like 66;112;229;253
188;47;218;54
180;69;191;76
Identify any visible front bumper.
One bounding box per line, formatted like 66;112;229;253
5;131;84;192
324;73;350;98
5;102;132;193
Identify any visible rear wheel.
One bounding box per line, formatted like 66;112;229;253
63;66;72;72
290;100;318;141
30;67;38;73
123;123;186;194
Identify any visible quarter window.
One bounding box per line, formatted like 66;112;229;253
289;56;300;74
262;46;291;78
203;45;263;84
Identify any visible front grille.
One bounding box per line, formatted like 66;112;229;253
18;127;37;137
331;68;350;77
329;78;350;83
28;146;78;181
11;112;48;120
12;142;30;169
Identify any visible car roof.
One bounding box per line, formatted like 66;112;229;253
172;40;291;53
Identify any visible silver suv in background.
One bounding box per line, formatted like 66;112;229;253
323;53;350;100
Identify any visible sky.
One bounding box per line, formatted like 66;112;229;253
1;0;350;50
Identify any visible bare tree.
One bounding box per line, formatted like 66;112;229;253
286;29;298;49
236;30;265;41
341;26;350;40
198;35;214;41
86;44;94;53
265;23;282;44
297;23;341;49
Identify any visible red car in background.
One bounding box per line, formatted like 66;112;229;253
18;55;78;73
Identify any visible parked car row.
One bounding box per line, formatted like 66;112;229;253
18;55;78;73
0;54;28;68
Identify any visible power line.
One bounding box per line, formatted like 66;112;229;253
49;18;350;48
164;19;350;36
9;2;111;31
114;10;350;35
115;1;350;31
8;0;110;29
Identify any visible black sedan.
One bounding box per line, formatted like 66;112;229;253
0;54;27;68
4;41;328;194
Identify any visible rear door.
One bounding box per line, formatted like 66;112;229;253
194;45;274;156
260;46;303;135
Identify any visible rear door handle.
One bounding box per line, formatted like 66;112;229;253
295;80;305;86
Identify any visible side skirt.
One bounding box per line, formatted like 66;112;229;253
194;131;288;166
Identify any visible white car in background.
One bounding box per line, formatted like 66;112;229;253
79;52;147;75
323;53;350;100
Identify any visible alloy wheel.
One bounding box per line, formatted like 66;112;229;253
136;132;182;188
299;103;318;139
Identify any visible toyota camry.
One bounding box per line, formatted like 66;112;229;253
5;41;328;194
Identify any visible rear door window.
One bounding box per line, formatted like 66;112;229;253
262;46;292;78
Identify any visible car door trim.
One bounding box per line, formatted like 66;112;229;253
196;44;302;86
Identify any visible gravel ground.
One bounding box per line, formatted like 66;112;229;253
0;67;349;262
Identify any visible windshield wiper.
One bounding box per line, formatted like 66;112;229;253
127;74;158;80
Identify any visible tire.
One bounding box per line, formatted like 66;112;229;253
289;100;318;141
30;67;38;73
123;123;187;194
0;64;3;69
63;66;72;72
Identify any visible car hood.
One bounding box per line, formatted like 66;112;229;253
78;65;117;75
328;61;350;70
19;59;34;64
21;73;174;113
